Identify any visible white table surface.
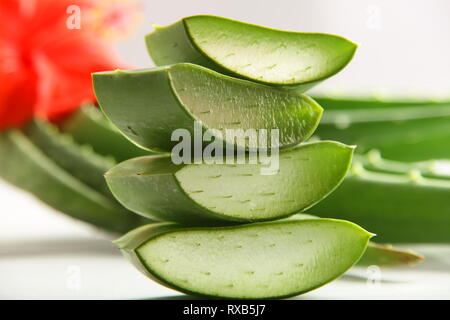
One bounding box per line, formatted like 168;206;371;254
1;180;449;300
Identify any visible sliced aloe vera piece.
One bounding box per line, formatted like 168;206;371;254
60;104;151;161
358;243;423;267
145;15;357;92
0;130;146;234
27;118;115;197
309;162;450;243
115;216;372;298
105;141;354;223
93;63;323;153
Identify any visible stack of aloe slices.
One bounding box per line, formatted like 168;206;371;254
0;15;424;298
89;15;420;299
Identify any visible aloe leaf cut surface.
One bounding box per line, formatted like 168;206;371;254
146;15;357;91
93;63;323;153
105;141;354;223
308;162;450;242
115;216;372;299
0;130;146;234
60;104;151;161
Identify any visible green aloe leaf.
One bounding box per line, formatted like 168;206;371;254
358;243;423;267
114;216;372;299
145;15;357;92
60;104;151;162
93;63;323;153
308;161;450;243
354;150;450;180
105;141;354;223
316;101;450;161
0;130;147;234
27;118;115;198
314;96;450;110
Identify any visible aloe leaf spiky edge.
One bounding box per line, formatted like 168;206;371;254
0;129;147;234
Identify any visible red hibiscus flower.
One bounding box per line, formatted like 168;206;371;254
0;0;136;130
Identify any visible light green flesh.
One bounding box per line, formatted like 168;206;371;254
106;141;353;223
93;63;322;153
132;218;371;298
146;15;357;89
60;105;151;161
0;130;144;234
176;142;352;219
170;64;322;148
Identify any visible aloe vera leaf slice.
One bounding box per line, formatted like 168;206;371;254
27;118;115;198
357;243;423;267
93;63;323;153
308;162;450;243
105;141;353;223
145;15;357;91
114;216;372;299
60;104;151;161
0;130;146;234
288;214;423;267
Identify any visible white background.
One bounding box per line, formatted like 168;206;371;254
1;0;450;299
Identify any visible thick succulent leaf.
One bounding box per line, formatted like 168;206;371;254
316;104;450;162
314;96;450;110
354;150;450;180
60;104;151;161
309;161;450;243
0;129;146;234
357;243;423;267
93;63;323;153
105;141;354;223
145;15;357;92
27;118;115;198
114;216;372;299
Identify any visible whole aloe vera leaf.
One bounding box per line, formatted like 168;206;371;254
308;162;450;243
357;243;423;267
145;15;357;92
0;130;147;234
60;104;151;161
316;104;450;162
354;150;450;180
105;141;354;223
27;118;115;198
314;96;450;110
93;63;323;153
114;216;372;299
